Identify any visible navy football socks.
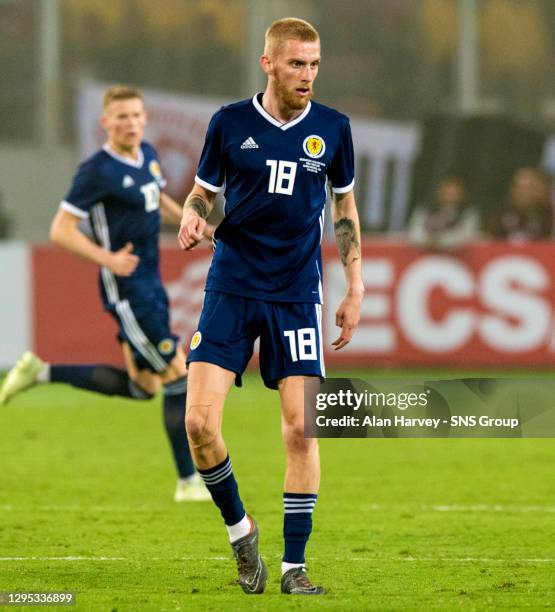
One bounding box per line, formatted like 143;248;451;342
162;377;195;479
283;493;318;564
49;365;150;398
197;455;246;525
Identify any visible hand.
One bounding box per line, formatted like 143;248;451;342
107;242;139;276
178;212;206;250
332;289;363;351
203;223;216;241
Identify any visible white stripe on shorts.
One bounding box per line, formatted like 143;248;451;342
315;304;325;377
90;204;169;373
117;301;168;372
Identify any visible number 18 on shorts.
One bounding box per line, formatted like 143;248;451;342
187;291;325;389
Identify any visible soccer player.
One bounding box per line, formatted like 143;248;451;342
1;85;210;502
178;18;363;594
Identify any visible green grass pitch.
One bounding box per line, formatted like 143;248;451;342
0;370;554;611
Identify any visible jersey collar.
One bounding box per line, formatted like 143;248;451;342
252;94;312;131
102;143;144;168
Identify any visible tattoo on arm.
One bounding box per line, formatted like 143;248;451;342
185;195;209;219
334;217;361;266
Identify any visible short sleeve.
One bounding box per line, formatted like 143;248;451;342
327;118;355;194
60;160;108;219
144;142;167;189
156;170;167;190
195;112;225;193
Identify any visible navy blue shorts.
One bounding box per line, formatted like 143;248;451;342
107;293;179;374
187;291;325;389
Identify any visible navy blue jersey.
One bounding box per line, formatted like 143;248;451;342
61;142;166;274
60;142;178;371
196;94;355;303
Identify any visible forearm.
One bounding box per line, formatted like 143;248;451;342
178;184;217;250
50;214;111;267
332;192;364;295
182;189;214;221
160;192;183;226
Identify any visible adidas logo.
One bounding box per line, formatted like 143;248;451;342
122;175;135;188
241;137;259;149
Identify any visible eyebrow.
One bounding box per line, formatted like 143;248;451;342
289;58;321;64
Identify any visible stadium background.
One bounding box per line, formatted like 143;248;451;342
1;0;555;369
1;1;555;610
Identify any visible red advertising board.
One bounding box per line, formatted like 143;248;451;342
32;240;555;369
33;246;123;365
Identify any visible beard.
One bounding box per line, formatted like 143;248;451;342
274;74;313;111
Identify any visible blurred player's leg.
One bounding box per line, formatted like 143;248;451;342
165;386;211;502
0;344;205;500
162;378;192;470
0;351;152;404
0;351;44;404
123;343;208;501
50;364;154;397
186;361;267;593
278;376;324;595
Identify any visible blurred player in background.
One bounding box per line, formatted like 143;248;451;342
178;18;363;594
1;85;210;503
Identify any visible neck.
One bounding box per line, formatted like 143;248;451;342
106;140;139;160
261;87;305;124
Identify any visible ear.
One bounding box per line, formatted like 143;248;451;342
100;113;108;130
259;54;273;77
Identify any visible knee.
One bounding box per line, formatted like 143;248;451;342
283;420;314;455
185;405;219;447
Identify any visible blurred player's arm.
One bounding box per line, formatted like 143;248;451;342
160;192;183;226
178;184;217;250
331;189;364;350
50;208;139;276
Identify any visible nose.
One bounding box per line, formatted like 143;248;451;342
125;118;139;130
301;65;316;82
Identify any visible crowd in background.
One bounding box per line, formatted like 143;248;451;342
1;1;554;243
408;166;554;249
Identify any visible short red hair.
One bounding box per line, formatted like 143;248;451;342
264;17;320;57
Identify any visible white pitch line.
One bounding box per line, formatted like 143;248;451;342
0;556;127;561
0;505;166;513
0;556;230;562
353;504;555;513
2;504;555;513
0;556;552;563
397;557;555;563
427;504;555;513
